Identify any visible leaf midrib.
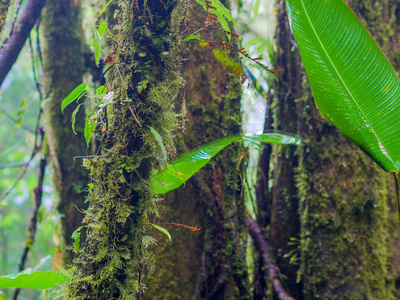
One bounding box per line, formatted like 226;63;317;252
299;0;394;166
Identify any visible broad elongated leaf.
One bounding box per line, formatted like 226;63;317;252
154;133;300;194
286;0;400;172
0;271;70;289
61;83;87;112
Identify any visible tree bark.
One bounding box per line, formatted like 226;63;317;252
62;1;185;298
145;1;250;299
41;0;88;267
258;0;395;299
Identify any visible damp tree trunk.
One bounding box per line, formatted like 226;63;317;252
42;0;89;267
144;1;250;299
253;0;395;299
63;1;185;298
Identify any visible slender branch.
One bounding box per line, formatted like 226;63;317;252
247;215;295;300
0;127;44;202
0;162;26;169
0;0;46;86
0;106;35;133
12;157;47;300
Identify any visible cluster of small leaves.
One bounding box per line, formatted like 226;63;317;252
61;83;112;146
195;0;235;34
183;0;282;77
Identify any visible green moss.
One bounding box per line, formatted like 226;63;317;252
60;1;185;299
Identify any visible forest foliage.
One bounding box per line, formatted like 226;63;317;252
0;0;400;299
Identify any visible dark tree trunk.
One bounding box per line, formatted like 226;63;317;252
145;1;250;299
254;0;395;299
42;0;89;267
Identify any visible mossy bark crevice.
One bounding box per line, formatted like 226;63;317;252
63;1;184;299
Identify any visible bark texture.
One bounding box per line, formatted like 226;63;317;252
145;1;250;299
254;0;394;299
63;1;184;298
42;0;88;267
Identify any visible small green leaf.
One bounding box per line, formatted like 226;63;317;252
148;126;167;163
184;34;201;42
98;21;113;37
99;0;115;16
151;224;171;242
0;271;70;289
61;83;88;112
96;85;108;96
88;183;94;189
98;21;106;36
71;103;84;135
93;28;102;66
84;112;96;147
71;226;85;253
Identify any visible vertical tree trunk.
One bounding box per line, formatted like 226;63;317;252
256;0;394;299
42;0;88;267
63;1;185;298
145;1;250;299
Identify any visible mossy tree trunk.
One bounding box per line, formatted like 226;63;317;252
42;0;89;267
144;1;250;299
254;0;395;299
63;1;185;298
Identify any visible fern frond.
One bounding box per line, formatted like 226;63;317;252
212;48;244;76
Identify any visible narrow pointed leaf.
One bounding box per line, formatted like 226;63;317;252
287;0;400;172
93;28;102;66
84;112;96;147
153;133;300;194
151;224;172;242
61;83;87;113
0;271;70;289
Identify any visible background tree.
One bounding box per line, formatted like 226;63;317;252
145;1;250;298
252;0;398;298
41;0;89;267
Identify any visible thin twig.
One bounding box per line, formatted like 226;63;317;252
0;128;44;202
0;162;26;169
73;155;103;160
0;106;35;133
12;158;46;300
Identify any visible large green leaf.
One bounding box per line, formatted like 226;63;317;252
153;133;300;194
0;271;70;289
286;0;400;172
